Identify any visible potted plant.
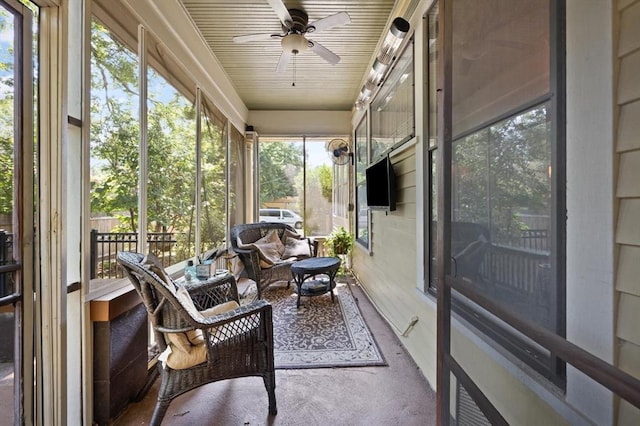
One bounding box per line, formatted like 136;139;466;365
326;226;354;256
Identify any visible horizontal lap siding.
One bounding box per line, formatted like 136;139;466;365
369;146;416;288
351;145;437;381
616;1;640;423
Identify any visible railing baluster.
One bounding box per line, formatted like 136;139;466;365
90;230;180;278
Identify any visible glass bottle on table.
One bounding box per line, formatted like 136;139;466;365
184;260;196;281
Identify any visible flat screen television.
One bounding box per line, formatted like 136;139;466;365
365;156;397;211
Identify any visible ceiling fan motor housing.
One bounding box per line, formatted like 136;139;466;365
284;9;309;33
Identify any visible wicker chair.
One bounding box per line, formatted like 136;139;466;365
117;251;277;425
230;223;318;299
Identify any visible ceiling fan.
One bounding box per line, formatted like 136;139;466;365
232;0;351;73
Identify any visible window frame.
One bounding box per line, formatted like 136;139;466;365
88;10;241;286
354;113;370;250
430;0;566;385
370;38;416;163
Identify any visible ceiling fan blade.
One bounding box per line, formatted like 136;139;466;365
276;50;292;73
267;0;294;29
306;12;351;33
232;33;280;43
308;40;340;65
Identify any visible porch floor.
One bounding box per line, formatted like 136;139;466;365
113;282;437;425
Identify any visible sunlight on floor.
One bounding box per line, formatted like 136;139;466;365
0;363;14;426
0;363;13;384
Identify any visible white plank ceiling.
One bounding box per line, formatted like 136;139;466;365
180;0;397;111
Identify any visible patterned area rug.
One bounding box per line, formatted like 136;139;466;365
253;281;387;369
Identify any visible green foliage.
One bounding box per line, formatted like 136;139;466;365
326;226;354;256
317;164;333;201
0;96;13;215
89;20;227;258
0;10;14;215
453;107;550;246
90;20;140;229
0;9;13;76
259;141;303;205
199;113;227;251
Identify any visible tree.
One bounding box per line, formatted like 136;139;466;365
90;20;141;230
453;106;550;246
90;21;200;236
317;164;333;201
258;141;303;205
89;19;232;260
0;95;12;216
0;8;14;216
198;111;227;251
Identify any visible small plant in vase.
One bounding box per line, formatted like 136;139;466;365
326;226;354;275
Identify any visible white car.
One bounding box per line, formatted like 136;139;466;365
259;208;303;229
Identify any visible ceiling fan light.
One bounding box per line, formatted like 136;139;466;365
281;34;309;53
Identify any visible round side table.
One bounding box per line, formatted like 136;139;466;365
290;257;341;308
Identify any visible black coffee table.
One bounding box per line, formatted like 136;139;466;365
291;257;341;308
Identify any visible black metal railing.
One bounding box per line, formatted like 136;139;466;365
520;228;549;251
0;230;14;297
90;230;177;279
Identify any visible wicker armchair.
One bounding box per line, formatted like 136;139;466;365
230;223;318;299
117;251;277;425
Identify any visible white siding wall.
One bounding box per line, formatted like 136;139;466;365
352;143;441;383
615;0;640;423
352;1;623;424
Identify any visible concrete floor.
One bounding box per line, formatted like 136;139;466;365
113;283;437;425
0;362;14;426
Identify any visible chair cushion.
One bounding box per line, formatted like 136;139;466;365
163;342;208;370
162;295;241;370
169;286;240;352
165;331;194;354
200;300;241;318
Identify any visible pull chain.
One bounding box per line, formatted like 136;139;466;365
292;52;297;87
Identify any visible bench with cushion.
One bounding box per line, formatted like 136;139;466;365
230;223;318;299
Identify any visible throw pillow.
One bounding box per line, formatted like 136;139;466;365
176;286;203;319
282;237;312;259
174;286;207;344
228;251;245;278
174;288;241;345
141;253;173;288
282;228;302;243
186;300;240;345
238;229;284;266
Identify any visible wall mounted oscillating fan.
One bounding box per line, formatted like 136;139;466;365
326;139;351;165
